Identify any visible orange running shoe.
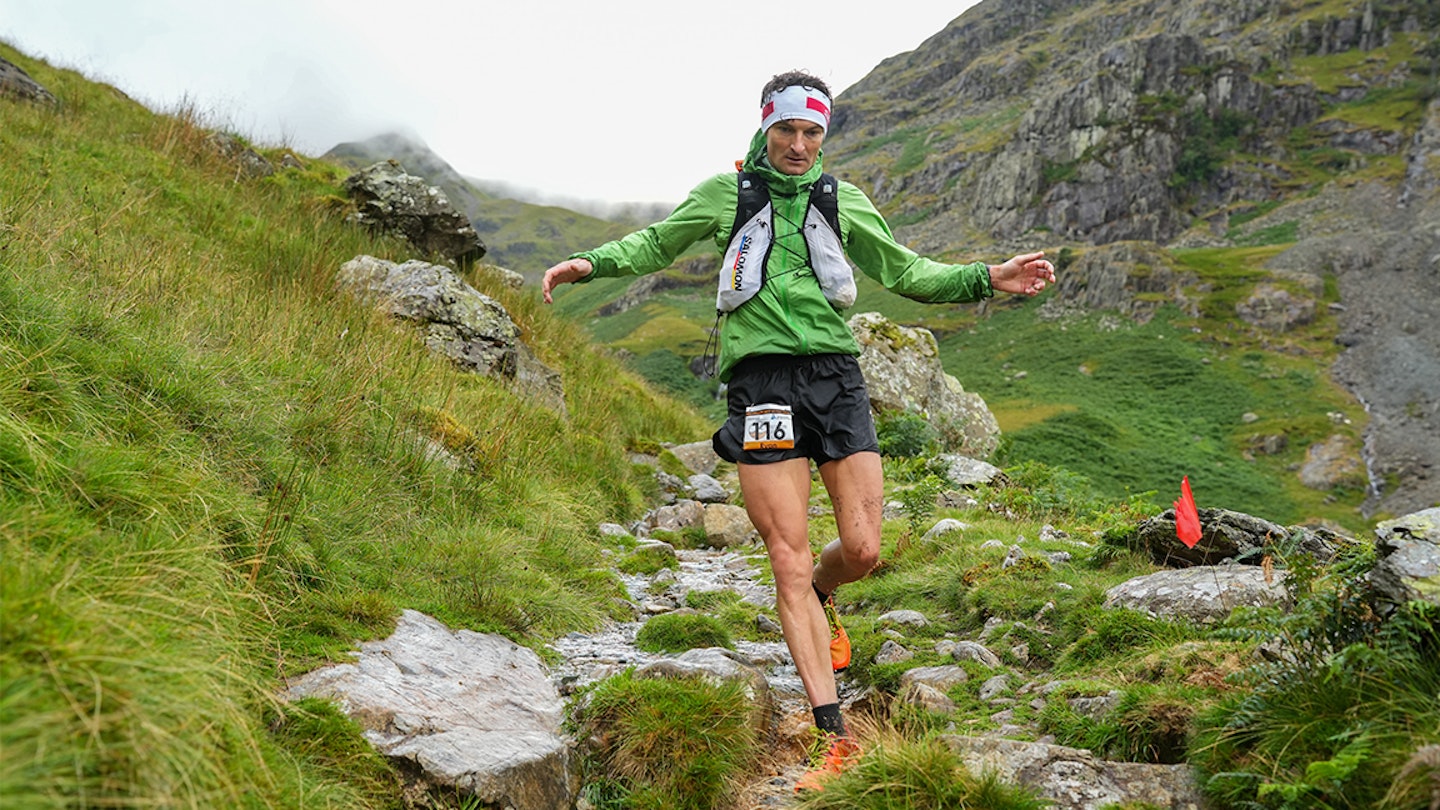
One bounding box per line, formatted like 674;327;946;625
794;735;863;792
823;594;851;672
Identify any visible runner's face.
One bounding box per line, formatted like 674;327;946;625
765;119;825;175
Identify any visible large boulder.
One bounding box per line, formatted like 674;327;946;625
1370;507;1440;610
337;255;564;411
943;736;1207;810
342;161;486;264
286;610;577;810
1104;566;1291;623
1235;283;1317;332
0;56;56;105
849;311;1000;457
1133;507;1353;567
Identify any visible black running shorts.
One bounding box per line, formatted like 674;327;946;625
712;353;881;466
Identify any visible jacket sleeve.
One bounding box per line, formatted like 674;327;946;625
836;182;993;303
573;174;730;279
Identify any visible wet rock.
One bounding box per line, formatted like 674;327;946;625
900;665;970;692
952;641;1002;669
702;504;756;548
1068;691;1123;720
923;518;969;541
1104;566;1290;623
943;736;1206;810
286;610;576;810
898;682;956;714
875;639;915;665
980;675;1010;701
1134;507;1354;567
877;609;929;628
936;454;1004;487
1370;507;1440;610
687;473;729;504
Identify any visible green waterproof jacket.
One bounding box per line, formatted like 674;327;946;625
575;130;994;381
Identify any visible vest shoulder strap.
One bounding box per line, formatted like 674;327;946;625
731;171;842;241
810;173;841;239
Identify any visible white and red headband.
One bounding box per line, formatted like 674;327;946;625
761;85;832;133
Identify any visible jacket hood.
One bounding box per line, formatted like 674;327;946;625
742;129;824;195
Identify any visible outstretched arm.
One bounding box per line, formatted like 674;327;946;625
541;258;594;304
988;252;1055;297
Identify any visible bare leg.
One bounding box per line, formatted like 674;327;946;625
738;458;836;708
813;451;884;595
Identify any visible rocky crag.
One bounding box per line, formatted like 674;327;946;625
825;0;1440;516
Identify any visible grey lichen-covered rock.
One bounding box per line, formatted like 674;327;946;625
701;504;756;549
336;255;565;412
1370;507;1440;609
936;454;1004;487
206;132;275;179
877;609;929;629
0;56;57;105
942;736;1208;810
923;518;970;542
1299;434;1367;491
1235;283;1318;332
849;311;1000;457
900;665;969;692
951;640;1002;669
1133;507;1353;567
875;639;915;665
1104;566;1290;623
667;440;721;476
342;160;486;264
1037;242;1198;324
898;682;956;714
648;499;705;533
686;473;729;504
286;610;577;810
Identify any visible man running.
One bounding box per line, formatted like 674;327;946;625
542;70;1054;790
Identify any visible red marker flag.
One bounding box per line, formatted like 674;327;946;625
1174;476;1202;548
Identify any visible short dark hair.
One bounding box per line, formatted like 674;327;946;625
760;71;832;105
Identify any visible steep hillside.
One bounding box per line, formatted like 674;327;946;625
825;0;1440;518
550;0;1439;525
325;133;639;275
0;43;706;808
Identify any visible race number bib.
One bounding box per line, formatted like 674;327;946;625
743;403;796;451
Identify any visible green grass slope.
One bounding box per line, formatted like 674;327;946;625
0;44;706;808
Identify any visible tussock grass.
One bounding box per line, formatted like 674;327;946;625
1;44;706;808
791;731;1049;810
577;671;762;810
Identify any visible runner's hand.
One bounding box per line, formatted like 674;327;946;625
988;252;1055;297
541;258;594;303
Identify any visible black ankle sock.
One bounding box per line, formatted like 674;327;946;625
813;702;846;737
813;582;830;606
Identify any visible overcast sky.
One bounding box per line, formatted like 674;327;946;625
1;1;981;204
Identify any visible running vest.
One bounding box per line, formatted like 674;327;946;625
715;172;857;313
